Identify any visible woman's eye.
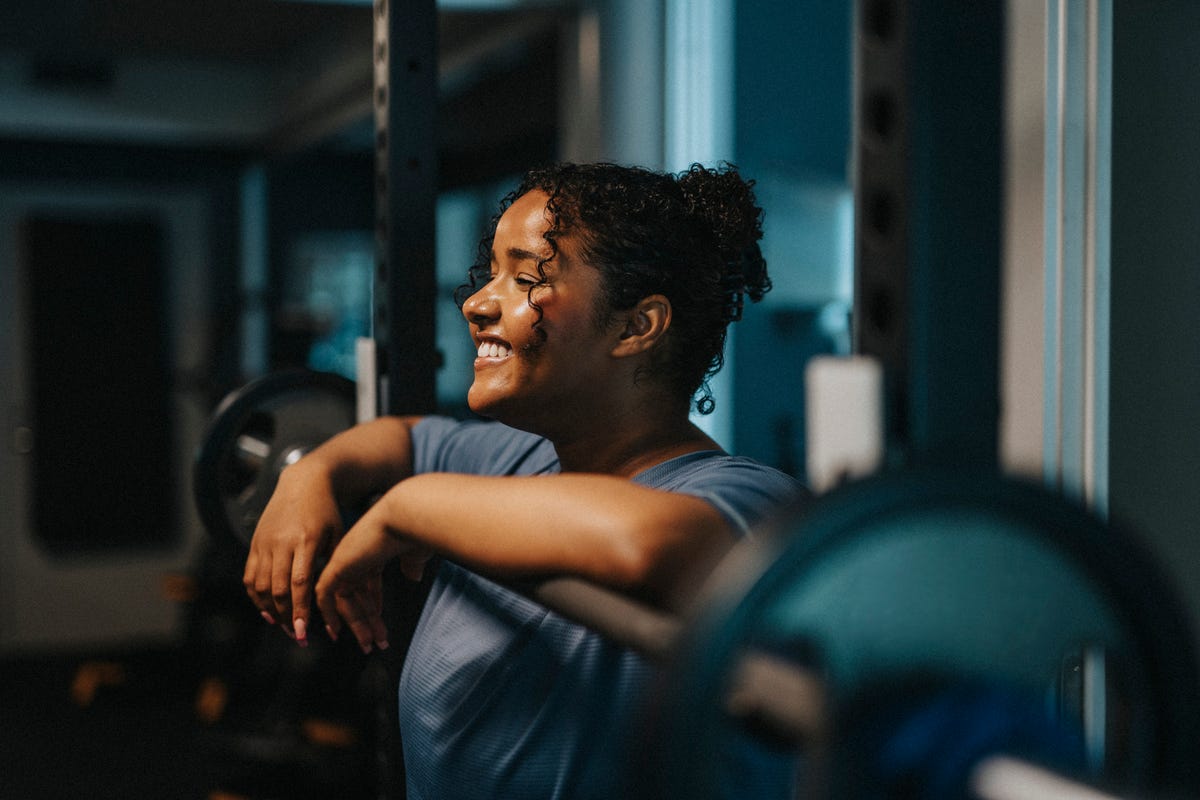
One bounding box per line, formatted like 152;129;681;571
514;274;538;287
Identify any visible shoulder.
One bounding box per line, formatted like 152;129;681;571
636;452;808;535
411;416;559;476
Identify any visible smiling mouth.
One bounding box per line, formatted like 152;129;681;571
476;341;513;359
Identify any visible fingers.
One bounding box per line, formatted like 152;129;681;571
244;494;401;653
270;550;295;632
243;546;278;625
317;576;390;655
290;546;318;646
243;521;333;644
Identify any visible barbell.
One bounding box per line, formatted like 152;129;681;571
193;369;356;550
192;371;1200;800
631;469;1200;799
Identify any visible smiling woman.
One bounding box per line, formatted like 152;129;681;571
243;161;805;800
458;189;620;436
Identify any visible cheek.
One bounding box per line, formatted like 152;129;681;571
530;290;595;334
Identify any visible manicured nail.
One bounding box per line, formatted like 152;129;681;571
325;624;338;642
294;618;307;646
260;610;276;625
376;639;390;651
360;641;373;655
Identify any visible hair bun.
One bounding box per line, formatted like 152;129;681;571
677;163;771;320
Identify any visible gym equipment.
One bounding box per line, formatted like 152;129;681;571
191;373;1200;799
193;370;356;550
634;469;1200;800
853;0;1004;469
372;0;438;416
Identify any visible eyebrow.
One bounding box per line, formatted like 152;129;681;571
506;246;548;263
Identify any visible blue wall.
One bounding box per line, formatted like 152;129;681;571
1110;0;1200;636
731;0;852;478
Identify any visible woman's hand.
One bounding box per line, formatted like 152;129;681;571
241;416;423;646
243;460;344;645
315;501;434;653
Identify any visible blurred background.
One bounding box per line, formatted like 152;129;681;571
0;0;1197;797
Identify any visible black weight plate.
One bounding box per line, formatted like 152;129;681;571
636;469;1200;799
193;370;356;550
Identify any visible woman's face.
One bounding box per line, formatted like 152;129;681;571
460;190;620;432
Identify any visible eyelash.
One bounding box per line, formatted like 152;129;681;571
485;272;538;288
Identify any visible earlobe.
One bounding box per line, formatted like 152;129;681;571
613;295;671;357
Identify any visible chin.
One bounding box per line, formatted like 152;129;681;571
467;388;511;421
469;394;541;434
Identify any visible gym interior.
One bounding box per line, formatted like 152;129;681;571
1;1;1198;798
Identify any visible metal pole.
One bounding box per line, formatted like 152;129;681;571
853;0;1004;468
374;0;439;416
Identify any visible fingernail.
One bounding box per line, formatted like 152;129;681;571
261;610;275;625
360;642;373;655
376;639;390;651
293;618;307;645
325;624;338;642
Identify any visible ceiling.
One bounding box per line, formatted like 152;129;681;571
0;0;570;164
2;0;370;64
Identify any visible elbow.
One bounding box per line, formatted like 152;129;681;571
599;525;658;594
607;508;734;610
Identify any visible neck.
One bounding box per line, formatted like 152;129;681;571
549;406;721;477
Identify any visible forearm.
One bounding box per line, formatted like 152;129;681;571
295;415;424;505
374;473;736;607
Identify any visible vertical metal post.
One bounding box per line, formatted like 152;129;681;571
1044;0;1111;511
370;8;440;792
374;0;439;416
853;0;911;464
853;0;1004;468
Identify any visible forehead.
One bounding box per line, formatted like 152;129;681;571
495;189;553;251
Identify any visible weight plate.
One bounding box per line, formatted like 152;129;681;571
635;469;1200;799
193;370;356;550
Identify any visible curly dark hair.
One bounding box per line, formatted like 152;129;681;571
455;162;770;415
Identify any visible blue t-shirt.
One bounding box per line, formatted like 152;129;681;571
397;416;802;800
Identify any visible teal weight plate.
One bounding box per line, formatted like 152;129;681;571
637;469;1200;799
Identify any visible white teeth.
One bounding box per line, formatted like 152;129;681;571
477;341;512;359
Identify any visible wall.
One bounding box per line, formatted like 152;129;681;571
732;0;852;477
1110;0;1200;643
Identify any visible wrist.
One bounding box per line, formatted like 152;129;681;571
280;450;337;498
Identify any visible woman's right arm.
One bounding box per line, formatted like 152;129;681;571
243;415;424;644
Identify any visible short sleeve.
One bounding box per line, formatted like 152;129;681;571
410;416;559;476
633;453;806;536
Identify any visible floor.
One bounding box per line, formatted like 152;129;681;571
0;547;406;800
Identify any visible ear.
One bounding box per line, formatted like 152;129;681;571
611;294;672;358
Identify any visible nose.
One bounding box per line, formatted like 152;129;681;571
462;282;500;326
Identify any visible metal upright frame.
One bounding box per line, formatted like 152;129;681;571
373;0;439;416
853;0;1004;469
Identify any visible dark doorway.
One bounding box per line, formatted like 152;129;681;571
23;214;177;555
